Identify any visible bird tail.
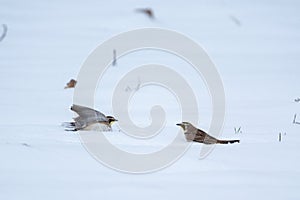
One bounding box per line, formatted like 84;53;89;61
217;139;240;144
62;122;76;128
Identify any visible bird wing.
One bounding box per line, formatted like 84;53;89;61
192;129;205;142
71;104;108;124
195;129;219;144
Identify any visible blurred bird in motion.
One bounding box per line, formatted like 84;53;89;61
176;122;240;144
64;79;77;89
63;104;117;131
135;8;154;19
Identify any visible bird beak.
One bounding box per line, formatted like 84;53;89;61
109;119;118;125
176;123;182;126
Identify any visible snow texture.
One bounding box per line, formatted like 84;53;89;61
0;0;300;199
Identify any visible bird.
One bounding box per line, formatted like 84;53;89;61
64;104;117;131
64;79;77;89
176;122;239;144
135;8;154;19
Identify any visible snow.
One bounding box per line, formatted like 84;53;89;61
0;0;300;199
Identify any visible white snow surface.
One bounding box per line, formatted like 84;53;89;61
0;0;300;199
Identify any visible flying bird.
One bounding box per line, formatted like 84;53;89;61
135;8;154;19
176;122;239;144
64;79;77;89
64;104;117;131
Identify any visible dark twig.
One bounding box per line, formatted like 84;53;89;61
234;127;242;134
293;114;300;125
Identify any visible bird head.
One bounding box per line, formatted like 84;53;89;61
106;116;118;125
176;122;193;131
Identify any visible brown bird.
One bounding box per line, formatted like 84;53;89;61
64;79;77;89
64;104;118;131
135;8;154;19
176;122;239;144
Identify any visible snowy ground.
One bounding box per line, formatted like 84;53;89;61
0;0;300;199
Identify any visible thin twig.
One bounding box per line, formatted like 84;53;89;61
0;24;8;42
112;49;117;66
229;15;241;27
293;114;300;125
